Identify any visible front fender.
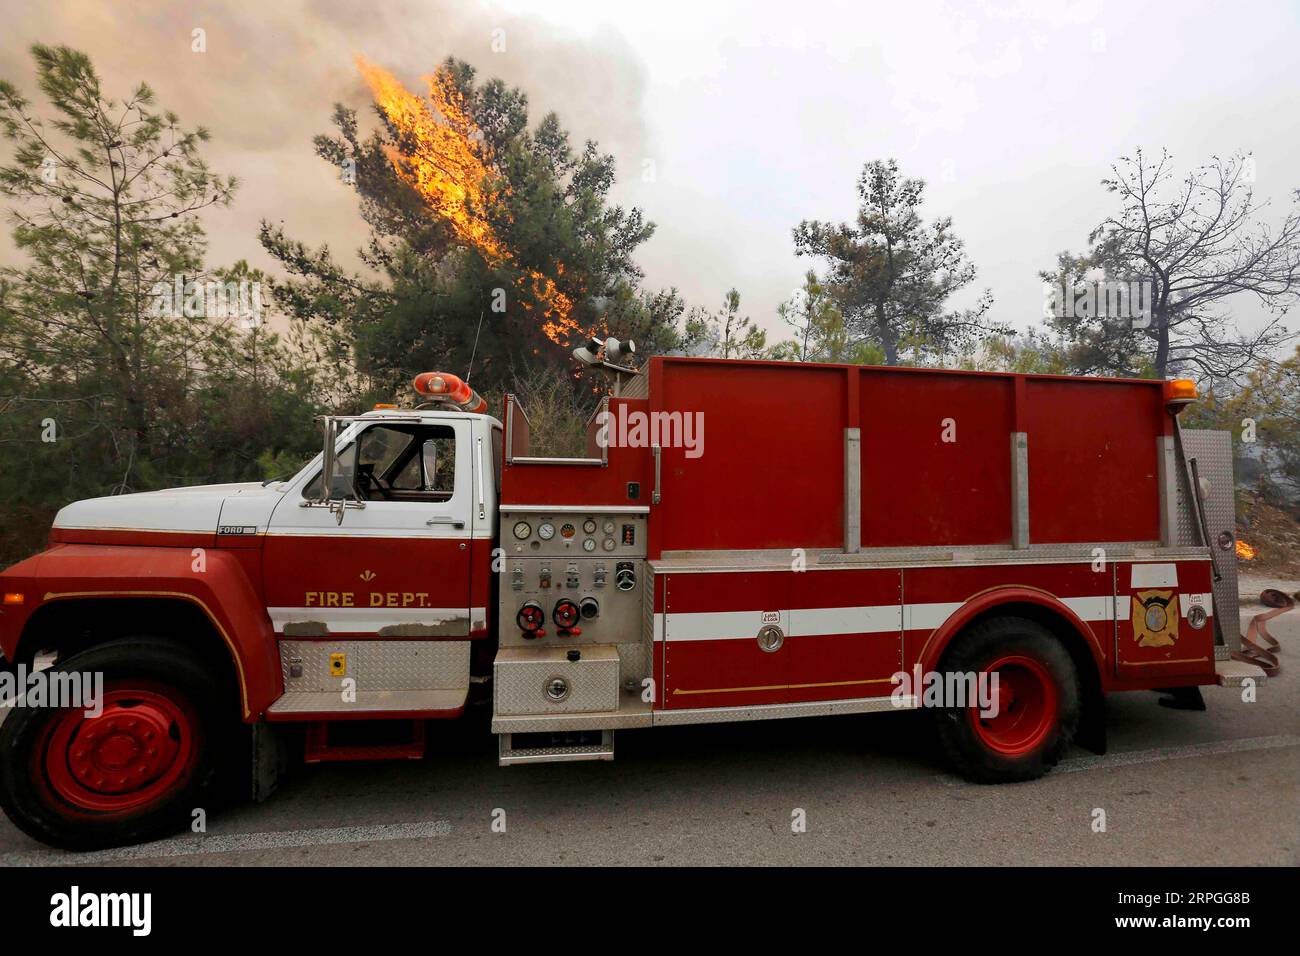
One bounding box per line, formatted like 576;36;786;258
14;544;279;719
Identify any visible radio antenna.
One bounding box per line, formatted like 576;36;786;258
464;309;485;384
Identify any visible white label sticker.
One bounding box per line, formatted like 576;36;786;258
1130;563;1178;588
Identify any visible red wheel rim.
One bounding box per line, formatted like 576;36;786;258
968;654;1057;756
39;682;199;814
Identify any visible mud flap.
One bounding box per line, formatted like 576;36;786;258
1075;680;1107;755
1155;686;1207;711
251;722;288;803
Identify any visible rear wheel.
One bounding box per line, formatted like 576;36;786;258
0;637;232;850
931;616;1080;783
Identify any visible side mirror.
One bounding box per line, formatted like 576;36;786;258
307;415;365;524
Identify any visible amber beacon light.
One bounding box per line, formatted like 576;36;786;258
1164;378;1198;410
412;371;488;414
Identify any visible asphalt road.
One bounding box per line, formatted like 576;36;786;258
1;578;1296;867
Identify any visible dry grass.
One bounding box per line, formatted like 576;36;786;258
499;367;598;458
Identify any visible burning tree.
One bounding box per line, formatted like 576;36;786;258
262;55;657;396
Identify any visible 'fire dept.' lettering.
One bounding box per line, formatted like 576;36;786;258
304;591;432;608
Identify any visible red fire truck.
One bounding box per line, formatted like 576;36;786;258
0;346;1259;848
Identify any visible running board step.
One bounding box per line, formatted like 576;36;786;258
268;688;467;717
1215;659;1267;687
304;720;426;763
499;730;614;765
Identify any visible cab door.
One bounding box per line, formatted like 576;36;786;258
263;417;475;638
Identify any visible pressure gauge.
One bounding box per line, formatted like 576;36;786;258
537;522;555;540
560;522;576;539
602;519;616;535
602;538;616;552
583;519;597;534
583;538;596;552
512;521;532;540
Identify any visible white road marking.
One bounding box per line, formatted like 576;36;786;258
0;819;453;867
7;737;1296;863
934;733;1300;786
1056;734;1300;774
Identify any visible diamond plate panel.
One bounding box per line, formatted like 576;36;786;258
1176;429;1240;647
642;566;655;644
498;730;615;764
616;641;650;687
494;645;619;715
279;640;470;693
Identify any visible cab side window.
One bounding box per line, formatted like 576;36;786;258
391;433;456;496
304;423;457;502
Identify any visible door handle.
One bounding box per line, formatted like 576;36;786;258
427;516;465;528
475;436;486;520
651;444;662;504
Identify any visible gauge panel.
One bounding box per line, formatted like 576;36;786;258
498;510;647;650
501;511;646;559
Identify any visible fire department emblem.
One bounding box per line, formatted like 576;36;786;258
1132;589;1179;648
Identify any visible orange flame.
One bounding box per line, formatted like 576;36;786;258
356;56;578;344
1236;539;1257;560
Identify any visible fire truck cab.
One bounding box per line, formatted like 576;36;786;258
0;355;1262;849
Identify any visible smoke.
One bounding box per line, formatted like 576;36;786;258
0;0;652;280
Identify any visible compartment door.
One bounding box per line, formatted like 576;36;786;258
1116;560;1216;682
662;572;790;711
786;569;902;703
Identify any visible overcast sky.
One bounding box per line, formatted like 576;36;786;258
2;0;1297;341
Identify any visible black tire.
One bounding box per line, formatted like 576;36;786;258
0;636;234;850
931;616;1080;783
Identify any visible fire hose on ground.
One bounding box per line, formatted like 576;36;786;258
1233;589;1295;678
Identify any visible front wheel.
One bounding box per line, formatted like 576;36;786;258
931;616;1080;783
0;637;231;850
